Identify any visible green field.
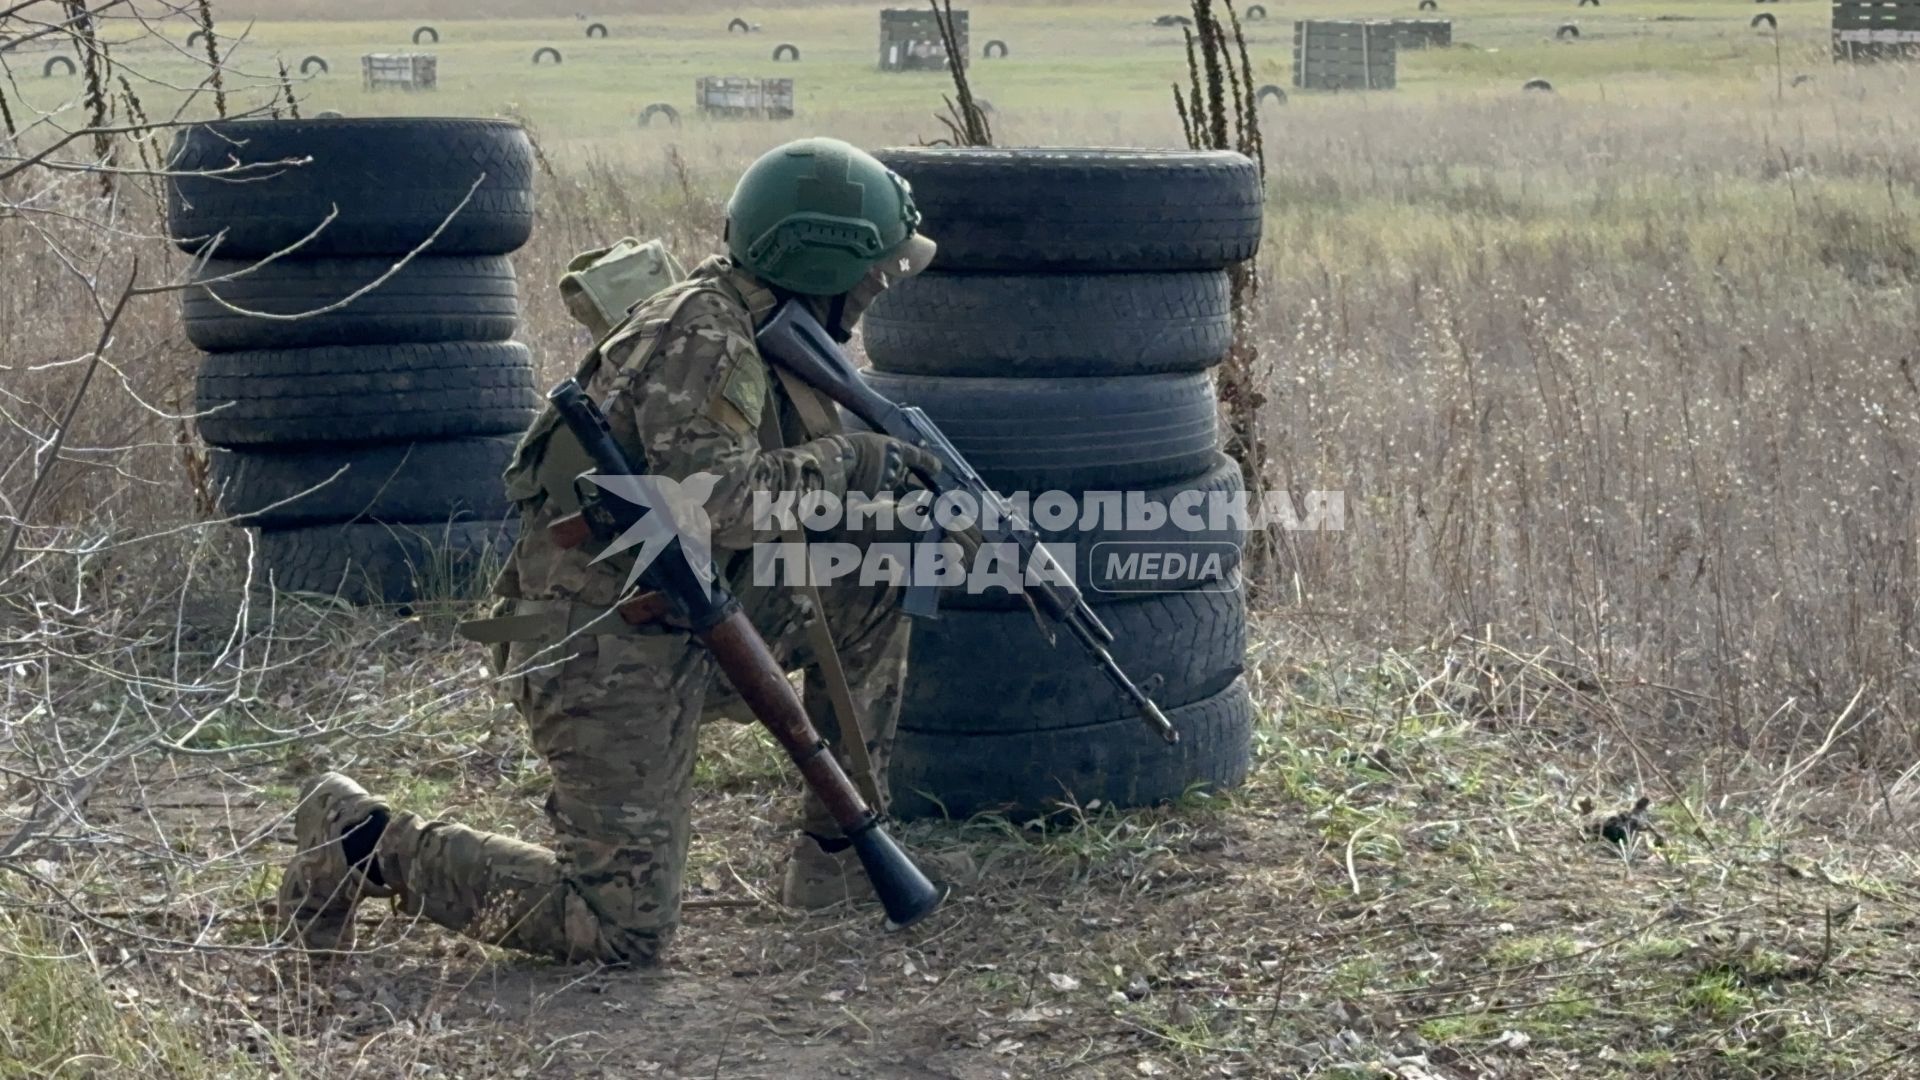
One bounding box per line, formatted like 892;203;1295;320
10;0;1834;143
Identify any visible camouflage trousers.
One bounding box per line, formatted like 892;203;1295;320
374;575;907;966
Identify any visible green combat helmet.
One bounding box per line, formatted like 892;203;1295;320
726;137;936;297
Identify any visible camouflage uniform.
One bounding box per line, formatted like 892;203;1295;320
367;256;910;965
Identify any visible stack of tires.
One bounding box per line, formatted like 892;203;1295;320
865;147;1264;821
167;118;539;605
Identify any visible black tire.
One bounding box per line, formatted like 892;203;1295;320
1576;0;1597;6
904;585;1245;734
258;519;515;605
639;103;682;128
1557;24;1579;39
1256;84;1286;106
413;26;439;44
889;676;1256;821
299;55;328;76
587;22;608;37
533;46;562;64
1419;0;1438;9
859;370;1218;491
182;255;518;352
1523;78;1554;92
871;148;1262;272
211;437;516;527
940;452;1246;609
42;55;75;77
864;271;1230;377
772;43;799;61
195;342;536;448
187;29;207;49
983;39;1008;58
1245;4;1267;19
1751;13;1776;29
728;17;750;32
168;118;535;258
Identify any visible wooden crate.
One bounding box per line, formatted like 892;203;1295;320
361;53;436;91
1834;0;1920;59
880;8;967;72
1293;20;1397;90
1386;19;1451;49
695;76;795;119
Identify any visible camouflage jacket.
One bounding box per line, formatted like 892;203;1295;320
494;256;856;607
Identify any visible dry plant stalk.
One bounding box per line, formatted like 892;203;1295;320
61;0;113;194
930;0;991;147
194;0;226;117
1174;0;1270;584
275;57;301;119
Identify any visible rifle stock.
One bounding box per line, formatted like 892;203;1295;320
547;380;945;930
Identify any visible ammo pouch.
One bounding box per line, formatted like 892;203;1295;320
559;237;687;340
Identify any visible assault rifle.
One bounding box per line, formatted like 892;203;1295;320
756;301;1180;745
548;379;946;930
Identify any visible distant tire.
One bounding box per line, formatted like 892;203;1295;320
1523;78;1554;92
889;676;1256;821
864;270;1231;377
727;17;750;32
533;46;562;64
413;26;439;44
211;437;516;527
873;147;1262;272
1245;4;1266;18
258;519;516;605
299;55;328;76
183;255;519;352
187;29;207;49
42;55;75;77
168;118;536;258
858;370;1219;491
1256;84;1286;105
983;39;1009;58
1751;13;1776;28
904;586;1246;733
1419;0;1438;9
938;453;1248;609
1556;23;1579;39
772;43;799;61
1576;0;1597;6
586;22;608;37
638;102;681;127
195;342;536;448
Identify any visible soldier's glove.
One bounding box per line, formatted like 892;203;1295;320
843;432;942;496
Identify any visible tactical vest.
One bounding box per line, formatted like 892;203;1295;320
499;260;842;563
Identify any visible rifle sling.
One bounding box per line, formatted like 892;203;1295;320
751;353;881;814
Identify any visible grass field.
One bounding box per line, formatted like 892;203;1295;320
7;0;1920;1076
12;0;1836;139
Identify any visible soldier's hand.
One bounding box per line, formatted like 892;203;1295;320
845;432;942;494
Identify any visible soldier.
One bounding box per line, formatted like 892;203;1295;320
277;137;941;964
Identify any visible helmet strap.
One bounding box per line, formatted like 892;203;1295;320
824;293;853;343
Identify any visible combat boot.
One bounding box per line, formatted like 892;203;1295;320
781;835;863;910
278;772;394;952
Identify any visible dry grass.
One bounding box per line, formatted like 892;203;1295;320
6;1;1920;1075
